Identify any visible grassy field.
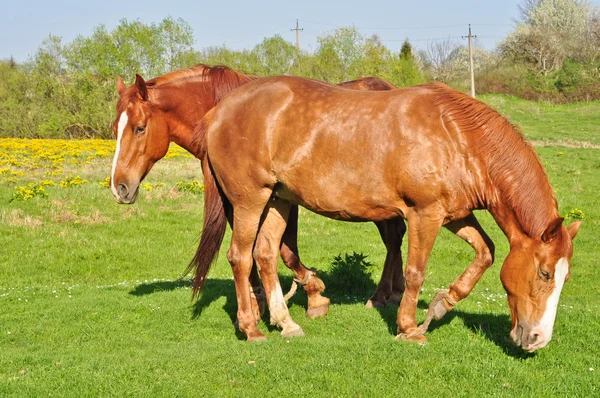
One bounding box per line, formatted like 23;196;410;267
1;95;599;396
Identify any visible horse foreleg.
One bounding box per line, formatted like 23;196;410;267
424;213;495;326
367;218;406;308
279;205;330;319
397;209;443;344
254;200;304;338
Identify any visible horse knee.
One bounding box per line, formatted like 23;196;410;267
227;245;243;268
253;243;277;270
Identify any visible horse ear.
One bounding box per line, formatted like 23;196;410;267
566;221;581;240
116;76;127;95
541;217;564;243
135;74;148;101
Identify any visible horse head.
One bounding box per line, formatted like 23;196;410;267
500;218;581;352
110;74;170;204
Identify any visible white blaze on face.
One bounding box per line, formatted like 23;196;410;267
111;111;128;198
537;257;569;341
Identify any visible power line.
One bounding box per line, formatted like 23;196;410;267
381;36;463;42
299;19;468;30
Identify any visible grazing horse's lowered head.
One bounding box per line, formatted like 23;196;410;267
188;77;582;349
501;218;580;352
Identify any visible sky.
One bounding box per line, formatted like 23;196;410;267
2;0;531;62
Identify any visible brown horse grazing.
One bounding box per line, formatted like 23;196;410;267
191;76;581;350
109;64;404;321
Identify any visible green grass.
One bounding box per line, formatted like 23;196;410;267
482;94;600;146
1;98;600;396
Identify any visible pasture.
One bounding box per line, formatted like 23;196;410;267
1;95;599;396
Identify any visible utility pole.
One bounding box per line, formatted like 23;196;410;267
291;19;303;52
462;24;477;98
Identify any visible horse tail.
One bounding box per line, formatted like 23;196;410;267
190;108;214;159
186;114;230;299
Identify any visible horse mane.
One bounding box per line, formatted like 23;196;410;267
429;83;558;238
146;64;211;86
147;64;257;105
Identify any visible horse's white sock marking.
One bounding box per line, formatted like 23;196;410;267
269;282;289;325
111;111;128;198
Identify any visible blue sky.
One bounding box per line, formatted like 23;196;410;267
2;0;536;62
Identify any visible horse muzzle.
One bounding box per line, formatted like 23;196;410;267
112;182;139;204
510;323;549;352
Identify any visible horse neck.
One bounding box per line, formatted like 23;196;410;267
152;74;256;158
481;138;559;243
151;82;213;158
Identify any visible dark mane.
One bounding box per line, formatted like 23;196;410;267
146;64;212;86
429;83;558;238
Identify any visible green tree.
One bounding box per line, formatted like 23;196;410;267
391;39;424;87
250;35;296;76
313;26;366;83
360;35;391;77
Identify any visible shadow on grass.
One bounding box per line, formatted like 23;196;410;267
127;253;532;356
374;297;533;358
318;252;378;305
129;279;192;296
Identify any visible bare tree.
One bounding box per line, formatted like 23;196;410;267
424;38;462;83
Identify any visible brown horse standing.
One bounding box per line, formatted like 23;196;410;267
191;76;580;350
109;64;404;320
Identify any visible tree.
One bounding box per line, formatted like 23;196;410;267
158;17;195;71
250;35;296;76
391;39;424;87
500;0;598;73
360;35;392;78
313;26;366;82
423;38;463;83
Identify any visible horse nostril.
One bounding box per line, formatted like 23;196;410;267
118;183;129;198
529;330;543;346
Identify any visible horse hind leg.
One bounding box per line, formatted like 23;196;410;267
228;191;274;342
422;213;495;329
225;206;265;326
389;218;407;305
279;205;329;319
254;200;304;338
367;218;406;308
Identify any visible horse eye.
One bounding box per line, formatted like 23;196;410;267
538;268;551;281
135;126;146;135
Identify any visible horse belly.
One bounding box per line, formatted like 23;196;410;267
273;176;405;222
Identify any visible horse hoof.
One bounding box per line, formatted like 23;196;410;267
306;304;329;319
365;299;385;309
247;331;268;342
281;326;305;338
395;332;427;345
